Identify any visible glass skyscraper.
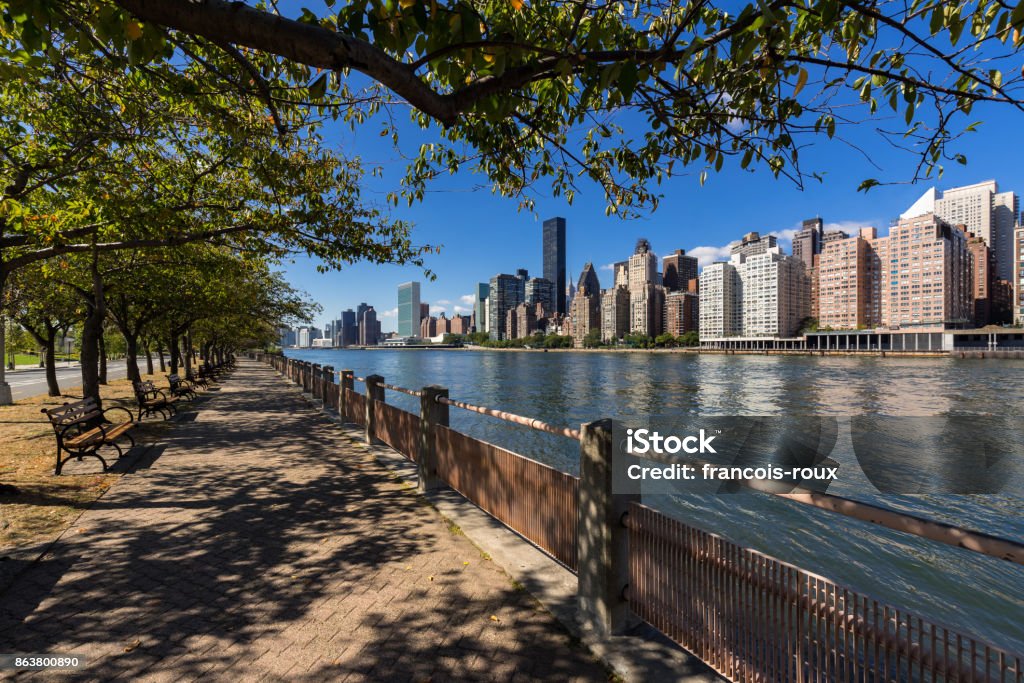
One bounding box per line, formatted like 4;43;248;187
543;217;567;315
397;282;421;338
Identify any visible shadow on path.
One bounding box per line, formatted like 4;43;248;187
0;361;606;682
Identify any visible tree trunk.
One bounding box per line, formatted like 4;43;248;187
125;333;140;383
145;340;154;376
43;327;59;396
81;250;106;404
158;345;166;372
168;333;179;374
98;329;108;385
183;329;193;379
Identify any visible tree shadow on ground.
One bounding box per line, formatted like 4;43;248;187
0;363;609;682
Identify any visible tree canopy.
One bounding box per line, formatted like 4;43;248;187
4;0;1023;215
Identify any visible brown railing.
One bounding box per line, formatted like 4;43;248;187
345;390;365;426
375;401;419;461
627;502;1023;683
252;352;1024;682
434;424;579;570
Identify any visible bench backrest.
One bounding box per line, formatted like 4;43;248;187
41;398;101;430
133;380;156;398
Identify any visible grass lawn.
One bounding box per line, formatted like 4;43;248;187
0;373;183;550
9;353;80;366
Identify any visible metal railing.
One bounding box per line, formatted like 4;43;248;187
252;352;1024;682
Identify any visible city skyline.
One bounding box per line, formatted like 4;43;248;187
292;176;1022;334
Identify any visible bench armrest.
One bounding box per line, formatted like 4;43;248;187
101;406;135;424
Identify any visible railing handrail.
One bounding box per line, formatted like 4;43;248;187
380;382;422;398
435;395;582;441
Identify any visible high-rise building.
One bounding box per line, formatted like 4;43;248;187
664;290;699;335
279;327;297;348
397;282;421;338
359;308;378;345
904;180;1019;280
297;327;311;348
543;217;567;315
627;239;657;293
662;250;699;292
600;287;630;342
505;308;519;340
700;246;808;339
792;217;824;271
570;263;602;347
488;273;525;340
420;302;429;323
627;239;661;336
737;248;809;337
817;228;874;330
514;302;537;338
956;224;995;327
525;277;555;313
474;283;489;334
630;284;665;337
1016;225;1024;324
613;261;629;289
699;262;742;339
731;231;778;258
875;214;972;328
340;309;357;346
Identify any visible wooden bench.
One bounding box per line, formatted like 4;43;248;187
167;373;198;400
41;398;136;475
133;380;178;420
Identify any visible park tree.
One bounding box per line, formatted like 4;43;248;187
6;263;82;395
0;29;432;403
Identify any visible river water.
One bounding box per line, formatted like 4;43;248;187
284;348;1024;654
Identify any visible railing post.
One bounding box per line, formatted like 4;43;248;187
322;366;334;410
339;370;354;422
418;386;448;492
577;418;638;636
364;374;384;444
312;363;321;399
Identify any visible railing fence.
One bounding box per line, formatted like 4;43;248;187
251;352;1023;683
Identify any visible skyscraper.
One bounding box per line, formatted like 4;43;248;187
569;263;602;347
397;282;421;338
359;308;378;346
340;309;357;346
488;273;525;340
627;239;657;292
904;180;1019;280
543;217;567;315
600;286;630;342
525;277;555;313
662;249;699;292
792;217;824;271
1015;224;1024;324
474;282;489;334
817;228;875;330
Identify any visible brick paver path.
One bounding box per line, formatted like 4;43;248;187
0;361;605;681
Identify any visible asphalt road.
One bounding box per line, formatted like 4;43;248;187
3;360;129;401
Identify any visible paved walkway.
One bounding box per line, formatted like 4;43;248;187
0;361;606;681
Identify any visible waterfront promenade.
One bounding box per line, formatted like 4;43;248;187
0;360;606;681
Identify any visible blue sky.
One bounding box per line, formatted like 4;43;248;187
276;6;1023;332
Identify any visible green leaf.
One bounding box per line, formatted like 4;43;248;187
308;72;328;98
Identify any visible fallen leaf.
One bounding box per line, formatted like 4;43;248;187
489;615;500;622
123;639;141;653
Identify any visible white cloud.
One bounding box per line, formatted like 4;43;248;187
459;294;475;305
600;263;615;271
690;242;738;268
768;228;798;247
453;305;471;314
435;299;452;305
380;307;398;318
825;220;877;233
430;305;447;314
